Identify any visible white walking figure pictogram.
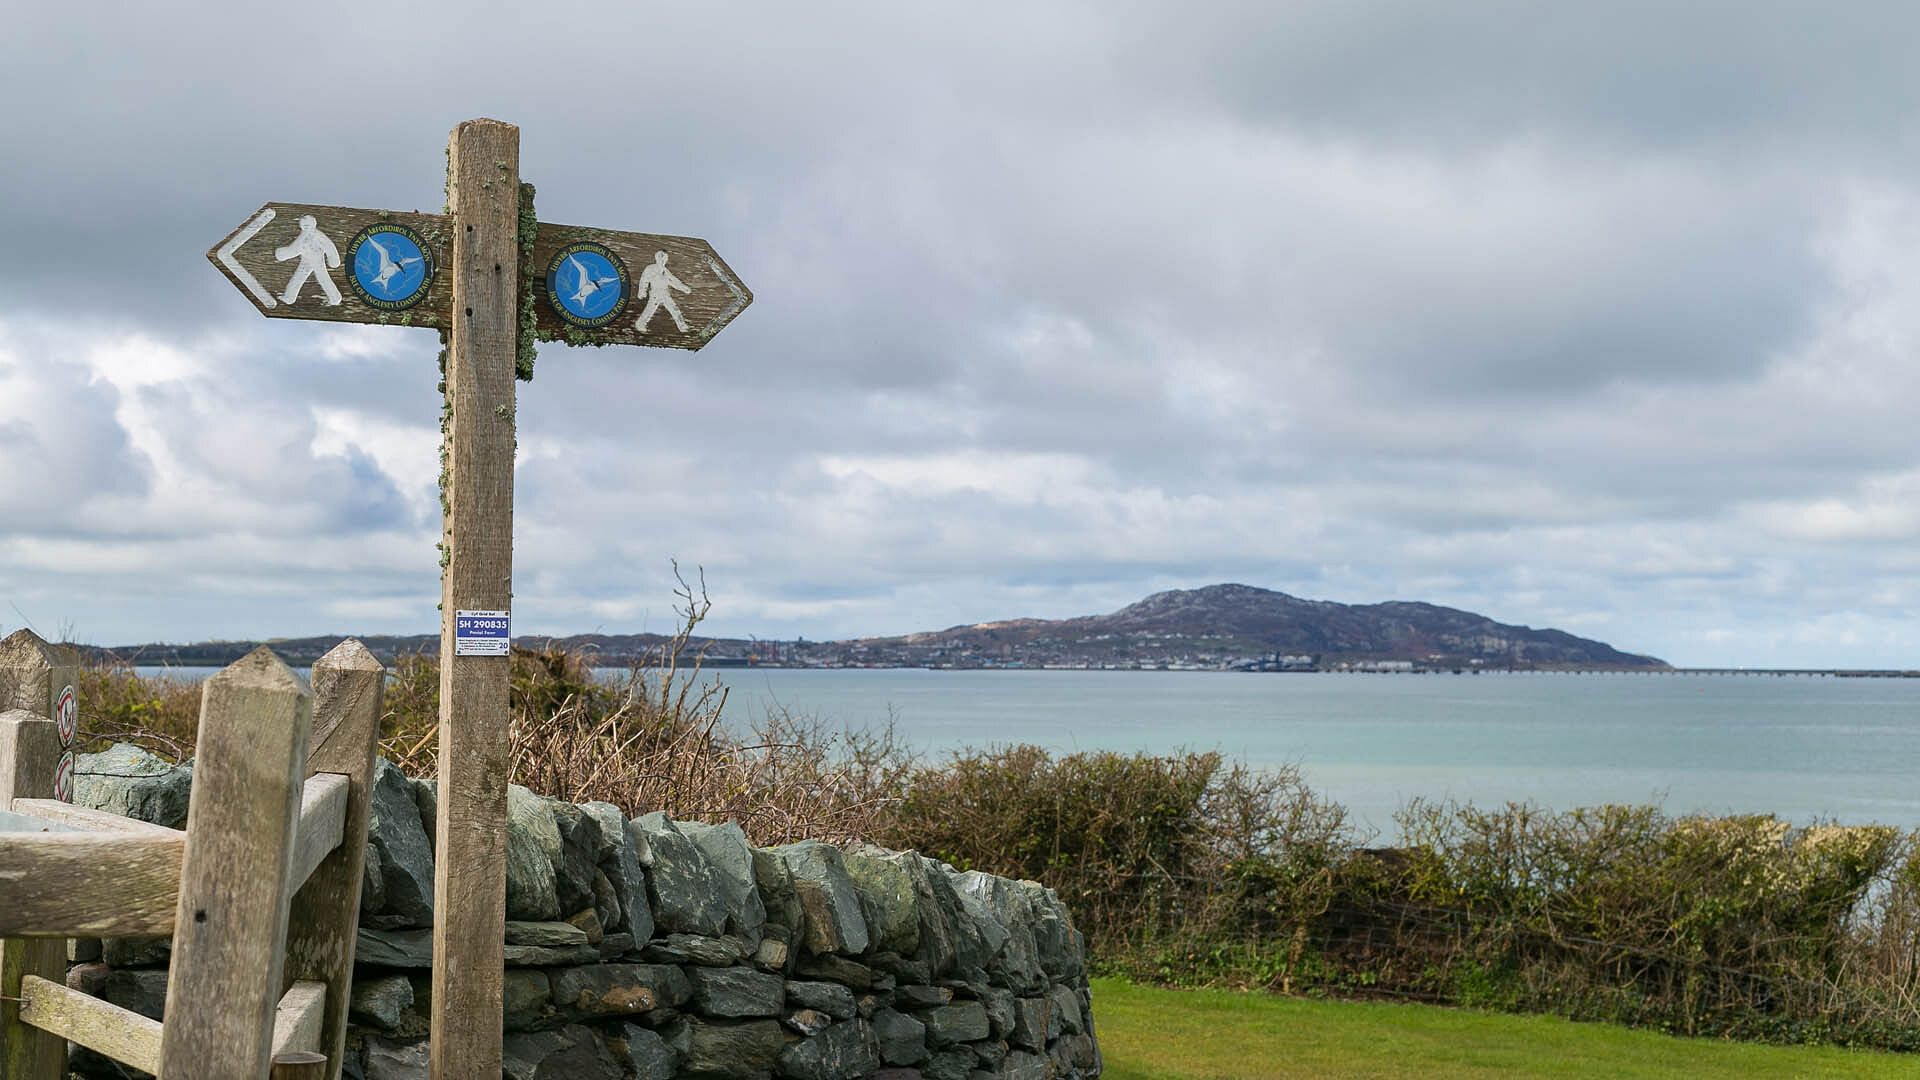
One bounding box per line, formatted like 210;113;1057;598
634;250;691;333
275;214;343;305
365;234;422;296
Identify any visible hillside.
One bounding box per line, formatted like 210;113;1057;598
80;584;1665;671
857;583;1667;669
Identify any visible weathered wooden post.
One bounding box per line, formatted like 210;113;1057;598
283;640;385;1080
0;629;79;1080
432;117;520;1076
157;648;312;1079
205;117;751;1078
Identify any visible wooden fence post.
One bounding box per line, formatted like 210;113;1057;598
0;630;79;801
433;116;520;1080
157;647;312;1080
0;627;78;1080
283;640;384;1080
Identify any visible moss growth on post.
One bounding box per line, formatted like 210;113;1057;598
516;182;538;382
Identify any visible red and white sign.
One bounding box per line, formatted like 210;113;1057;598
52;751;75;803
55;684;77;746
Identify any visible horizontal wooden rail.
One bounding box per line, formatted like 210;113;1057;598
0;830;182;936
290;774;348;894
0;772;349;938
271;980;327;1058
11;798;181;836
19;974;162;1075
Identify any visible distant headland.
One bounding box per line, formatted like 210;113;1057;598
72;583;1678;673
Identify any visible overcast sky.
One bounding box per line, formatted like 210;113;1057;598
6;2;1920;666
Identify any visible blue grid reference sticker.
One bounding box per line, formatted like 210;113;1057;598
454;609;511;657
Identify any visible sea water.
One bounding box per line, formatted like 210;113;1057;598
705;668;1920;840
133;664;1920;839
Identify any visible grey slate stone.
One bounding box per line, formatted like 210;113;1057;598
1002;1049;1049;1080
679;820;769;937
980;987;1016;1040
686;965;787;1018
1009;997;1050;1051
614;1023;678;1080
507;784;563;921
502;943;599;966
549;801;605;918
955;871;1041;993
505;920;590;947
599;931;636;960
1049;983;1084;1036
503;1024;624;1080
363;1036;430;1080
1017;880;1084;982
920;1001;990;1048
503;969;554;1032
844;848;921;956
662;1016;786;1080
753;846;806;939
359;759;435;929
786;980;857;1020
73;743;191;827
882;852;962;977
922;1047;975;1080
793;954;874;989
349;974;414;1031
633;812;729;936
778;1018;880;1080
773;841;870;956
104;968;168;1019
871;951;932;985
895;984;952;1008
943;871;1010;977
580;802;625;861
411;778;436;848
651;931;748;966
101;936;168;968
550;963;691;1018
608;819;654;939
871;1006;930;1066
591;867;622;933
356;928;433;969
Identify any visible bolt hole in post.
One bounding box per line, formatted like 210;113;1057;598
193;910;207;924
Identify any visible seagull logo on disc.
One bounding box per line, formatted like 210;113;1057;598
347;224;434;310
547;241;628;328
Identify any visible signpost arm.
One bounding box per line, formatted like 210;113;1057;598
431;117;520;1080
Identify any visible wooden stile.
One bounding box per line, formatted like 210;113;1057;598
157;647;312;1080
0;629;78;1080
0;830;183;937
17;975;162;1076
432;116;520;1080
283;639;384;1080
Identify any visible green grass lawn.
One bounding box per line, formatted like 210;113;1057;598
1090;978;1920;1079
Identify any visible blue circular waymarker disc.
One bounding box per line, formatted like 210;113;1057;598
348;225;433;310
547;242;628;328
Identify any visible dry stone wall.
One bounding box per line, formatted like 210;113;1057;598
65;746;1101;1080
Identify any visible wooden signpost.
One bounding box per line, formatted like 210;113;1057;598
207;118;751;1078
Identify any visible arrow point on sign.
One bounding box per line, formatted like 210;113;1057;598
701;255;751;341
213;206;279;309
